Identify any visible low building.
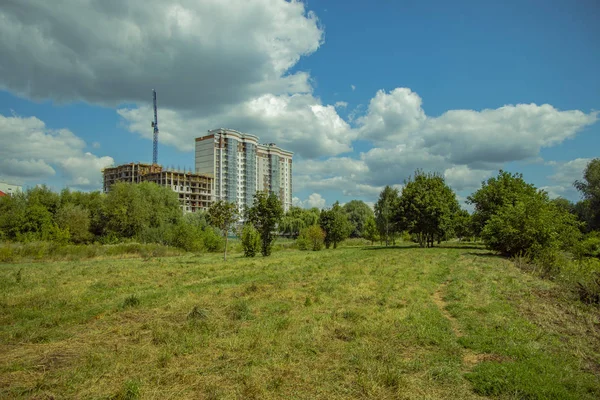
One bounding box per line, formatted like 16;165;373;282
0;182;22;197
102;163;213;212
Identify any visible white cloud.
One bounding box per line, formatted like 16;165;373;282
118;93;355;158
548;158;591;185
0;0;322;112
334;101;348;109
0;114;114;189
443;166;493;191
542;158;592;200
293;193;326;209
357;88;597;167
351;85;356;91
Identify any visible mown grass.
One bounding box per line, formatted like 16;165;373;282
1;244;599;399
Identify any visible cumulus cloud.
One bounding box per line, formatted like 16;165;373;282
443;165;493;191
541;158;592;200
118;93;355;158
293;193;326;209
0;114;113;189
357;88;597;167
0;0;322;112
1;1;598;204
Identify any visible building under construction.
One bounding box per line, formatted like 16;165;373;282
102;163;213;213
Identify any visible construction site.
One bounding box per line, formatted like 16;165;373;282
102;163;213;213
102;90;292;213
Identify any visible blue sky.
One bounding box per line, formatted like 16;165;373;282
0;0;598;209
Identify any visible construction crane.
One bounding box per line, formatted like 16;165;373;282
151;89;159;165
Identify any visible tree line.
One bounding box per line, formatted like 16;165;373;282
2;159;599;263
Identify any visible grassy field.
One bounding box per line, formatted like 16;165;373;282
1;244;599;399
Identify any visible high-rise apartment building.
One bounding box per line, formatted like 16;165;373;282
195;128;293;212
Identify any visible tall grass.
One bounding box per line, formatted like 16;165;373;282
0;241;183;263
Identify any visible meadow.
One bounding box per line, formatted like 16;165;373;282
1;243;599;399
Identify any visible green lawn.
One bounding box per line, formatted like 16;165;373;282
1;244;599;399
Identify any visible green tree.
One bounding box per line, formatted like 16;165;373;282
319;201;352;249
240;224;261;257
104;182;181;239
550;197;575;215
363;216;379;245
247;192;283;256
0;191;27;240
208;200;239;260
375;186;400;246
55;203;92;244
482;191;580;259
574;158;600;231
397;171;459;248
296;225;325;251
467;170;537;236
343;200;375;238
279;206;320;238
453;209;472;241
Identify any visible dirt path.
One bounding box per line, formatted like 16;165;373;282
433;281;511;369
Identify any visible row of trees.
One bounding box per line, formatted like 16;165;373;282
0;183;221;251
2;159;598;261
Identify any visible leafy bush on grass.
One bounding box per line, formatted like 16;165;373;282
481;193;580;259
297;225;325;251
240;224;261;257
202;227;224;253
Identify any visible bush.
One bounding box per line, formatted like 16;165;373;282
481;194;580;258
202;227;224;253
297;225;325;251
170;222;203;252
573;232;600;259
240;224;261;257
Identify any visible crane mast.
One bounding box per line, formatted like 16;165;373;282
151;89;159;165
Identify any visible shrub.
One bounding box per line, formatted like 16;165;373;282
297;225;325;251
481;193;580;258
170;222;203;252
573;232;600;260
202;227;224;252
240;224;261;257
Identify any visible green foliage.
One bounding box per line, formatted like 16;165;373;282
279;206;320;238
170;221;203;252
481;191;581;259
397;170;459;248
453;209;472;241
363;216;379;245
240;224;261;257
208;200;239;260
247;192;283;256
55;203;92;244
297;225;325;251
201;227;224;253
319;201;352;249
573;231;600;259
374;186;400;246
343;200;374;238
574;158;600;231
468;170;538;236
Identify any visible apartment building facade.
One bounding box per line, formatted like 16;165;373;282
102;163;213;213
195;128;293;212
